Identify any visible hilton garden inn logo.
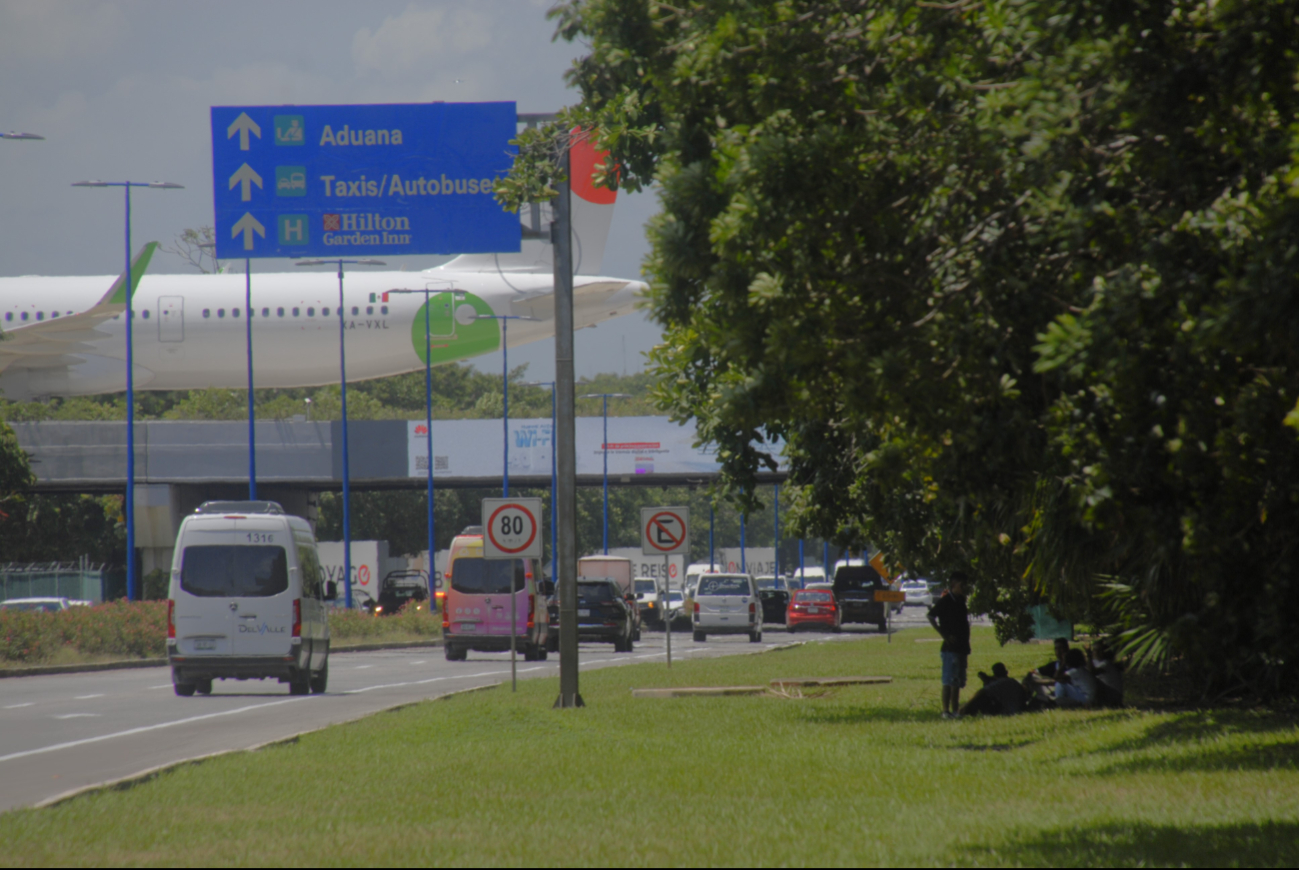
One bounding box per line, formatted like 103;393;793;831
322;213;412;245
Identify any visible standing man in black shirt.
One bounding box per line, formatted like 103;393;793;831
927;572;972;719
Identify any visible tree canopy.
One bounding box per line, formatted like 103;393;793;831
509;0;1299;698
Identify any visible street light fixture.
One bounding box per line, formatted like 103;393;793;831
73;179;183;600
522;381;558;589
3;132;44;140
295;257;387;609
470;313;538;497
578;391;631;554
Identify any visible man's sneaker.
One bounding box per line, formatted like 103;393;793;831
941;711;954;720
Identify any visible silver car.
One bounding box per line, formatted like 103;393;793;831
691;573;762;643
902;580;933;607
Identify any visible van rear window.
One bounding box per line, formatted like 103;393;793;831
698;576;751;596
449;558;524;595
181;546;289;598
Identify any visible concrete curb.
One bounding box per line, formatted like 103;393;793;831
0;638;443;679
32;680;500;809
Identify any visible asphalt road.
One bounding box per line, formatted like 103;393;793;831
0;619;918;814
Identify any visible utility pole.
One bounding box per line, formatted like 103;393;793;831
553;144;582;708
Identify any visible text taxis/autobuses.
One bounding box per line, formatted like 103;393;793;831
440;526;548;662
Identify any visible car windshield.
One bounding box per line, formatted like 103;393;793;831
903;582;926;589
0;601;63;612
180;545;288;598
666;592;683;603
634;580;657;594
449;558;525;595
578;582;617;604
796;591;833;603
698;575;751;596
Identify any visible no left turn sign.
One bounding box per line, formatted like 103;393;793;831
482;497;544;560
641;506;689;556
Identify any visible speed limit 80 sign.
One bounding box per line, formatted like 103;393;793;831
481;497;544;560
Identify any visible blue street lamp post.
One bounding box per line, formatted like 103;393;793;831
523;382;558;589
471;314;537;498
388;287;452;602
295;258;386;609
73;180;183;601
578;393;631;554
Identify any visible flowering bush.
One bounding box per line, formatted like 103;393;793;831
0;600;167;664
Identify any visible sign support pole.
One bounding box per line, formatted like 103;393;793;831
246;258;256;500
664;555;671;668
553;145;582;708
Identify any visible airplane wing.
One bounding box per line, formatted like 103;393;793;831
0;242;158;375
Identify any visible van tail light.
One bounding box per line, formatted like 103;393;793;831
442;600;450;631
292;599;302;638
749;601;756;622
694;601;700;613
167;599;176;639
527;594;535;631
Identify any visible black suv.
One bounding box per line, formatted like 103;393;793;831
833;565;888;631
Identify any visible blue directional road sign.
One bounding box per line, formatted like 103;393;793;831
211;102;520;259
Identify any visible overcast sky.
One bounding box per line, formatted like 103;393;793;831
0;0;662;380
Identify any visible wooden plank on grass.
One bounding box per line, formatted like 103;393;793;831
631;686;767;698
769;676;893;688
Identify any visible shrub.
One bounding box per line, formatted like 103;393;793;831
0;600;167;665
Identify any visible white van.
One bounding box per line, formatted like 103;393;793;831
167;500;334;697
692;572;762;643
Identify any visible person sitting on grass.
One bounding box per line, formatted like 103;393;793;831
1023;637;1071;707
1087;639;1125;708
927;571;971;719
1053;648;1098;708
959;662;1028;717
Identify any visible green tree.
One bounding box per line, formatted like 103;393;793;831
506;0;1299;698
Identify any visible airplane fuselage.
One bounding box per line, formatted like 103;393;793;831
0;269;642;400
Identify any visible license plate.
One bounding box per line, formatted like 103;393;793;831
195;638;217;650
578;609;590;617
810;607;822;614
459;622;477;632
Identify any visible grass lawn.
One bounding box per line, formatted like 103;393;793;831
2;627;1297;867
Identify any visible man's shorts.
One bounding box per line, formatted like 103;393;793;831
941;651;968;689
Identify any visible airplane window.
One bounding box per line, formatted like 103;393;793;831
292;307;300;317
307;307;315;317
366;306;374;315
52;311;59;318
232;308;240;318
218;309;225;318
3;312;10;322
262;307;270;318
37;312;43;321
381;305;388;315
141;310;149;320
277;307;285;317
21;312;28;321
322;307;330;316
352;306;359;315
203;309;210;318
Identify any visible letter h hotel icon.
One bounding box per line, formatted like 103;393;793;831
278;214;308;245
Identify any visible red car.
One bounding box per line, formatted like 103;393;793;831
786;589;841;633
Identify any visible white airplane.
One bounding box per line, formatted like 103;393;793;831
0;162;645;401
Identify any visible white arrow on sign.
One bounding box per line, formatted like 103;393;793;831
226;112;261;151
228;163;263;202
231;212;265;251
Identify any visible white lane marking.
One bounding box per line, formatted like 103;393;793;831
53;714;102;720
4;703;34;709
74;694;104;700
410;660;427;665
340;669;507;695
352;665;373;670
147;685;173;690
0;697;308;765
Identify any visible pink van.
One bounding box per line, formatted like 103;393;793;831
441;526;548;662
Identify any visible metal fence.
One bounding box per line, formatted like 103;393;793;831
0;562;107;604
